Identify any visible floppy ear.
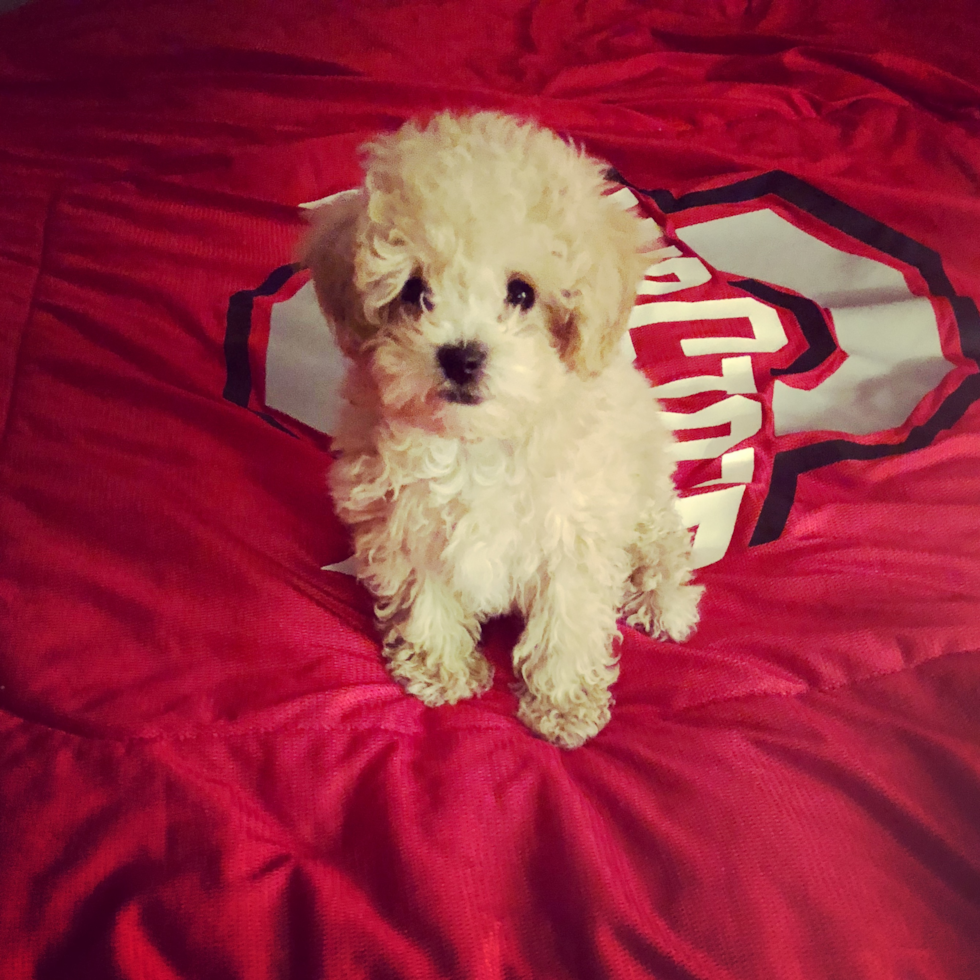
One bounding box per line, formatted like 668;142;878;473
298;189;374;358
552;200;653;378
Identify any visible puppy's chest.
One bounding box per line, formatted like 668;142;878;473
421;442;541;614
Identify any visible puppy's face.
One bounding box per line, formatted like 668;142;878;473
357;229;582;441
304;112;652;440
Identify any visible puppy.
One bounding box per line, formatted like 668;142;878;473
303;111;702;748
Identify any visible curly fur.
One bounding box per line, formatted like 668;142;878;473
303;112;702;748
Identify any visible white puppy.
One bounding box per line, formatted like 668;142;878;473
303;112;702;748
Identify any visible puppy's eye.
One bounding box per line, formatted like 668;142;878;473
400;276;433;311
506;278;535;312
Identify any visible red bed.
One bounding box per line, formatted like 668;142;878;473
2;2;980;978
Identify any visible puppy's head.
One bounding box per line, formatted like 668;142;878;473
302;112;654;438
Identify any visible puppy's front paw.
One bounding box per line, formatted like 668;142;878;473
516;688;612;749
384;628;493;706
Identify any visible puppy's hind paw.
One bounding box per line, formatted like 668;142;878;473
623;580;704;643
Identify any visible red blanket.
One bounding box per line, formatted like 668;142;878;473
2;2;980;978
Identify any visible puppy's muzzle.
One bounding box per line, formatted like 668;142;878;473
436;341;487;405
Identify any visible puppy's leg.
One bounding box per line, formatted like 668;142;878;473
380;574;493;707
513;559;622;749
621;504;703;642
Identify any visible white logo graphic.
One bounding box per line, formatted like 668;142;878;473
675;209;952;436
251;188;963;571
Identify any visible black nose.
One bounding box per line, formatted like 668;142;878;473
436;341;487;386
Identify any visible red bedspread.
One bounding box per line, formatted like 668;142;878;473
2;2;980;978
